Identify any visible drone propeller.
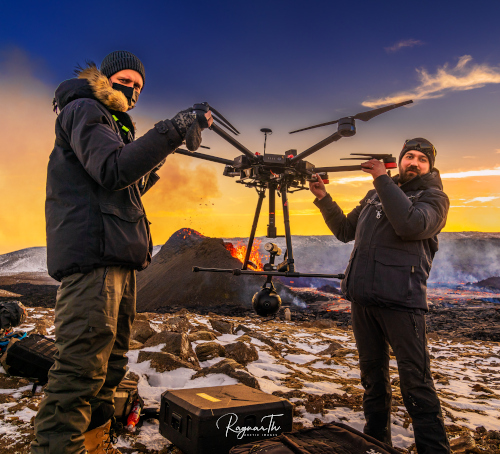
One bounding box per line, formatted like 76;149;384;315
340;153;394;160
289;100;413;134
210;106;240;135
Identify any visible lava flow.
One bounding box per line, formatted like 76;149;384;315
225;239;265;270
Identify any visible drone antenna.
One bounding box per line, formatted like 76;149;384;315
260;128;272;155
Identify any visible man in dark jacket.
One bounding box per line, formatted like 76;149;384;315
32;51;213;454
310;138;451;453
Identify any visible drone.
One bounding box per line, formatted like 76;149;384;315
178;100;413;315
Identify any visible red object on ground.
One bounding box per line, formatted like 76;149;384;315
126;400;141;432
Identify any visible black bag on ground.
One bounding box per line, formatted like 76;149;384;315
229;422;401;454
114;371;143;422
0;301;27;332
0;333;56;384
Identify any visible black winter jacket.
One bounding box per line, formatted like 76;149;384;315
46;65;183;281
315;170;449;311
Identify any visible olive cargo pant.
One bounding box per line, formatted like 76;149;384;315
351;302;450;454
32;266;136;454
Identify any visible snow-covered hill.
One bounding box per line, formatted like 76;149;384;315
2;232;499;285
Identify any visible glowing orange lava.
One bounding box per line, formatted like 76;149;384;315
225;239;264;271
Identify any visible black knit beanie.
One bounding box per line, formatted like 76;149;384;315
399;137;436;169
100;51;145;86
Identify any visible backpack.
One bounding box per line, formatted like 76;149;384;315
114;371;143;422
229;422;401;454
0;301;27;333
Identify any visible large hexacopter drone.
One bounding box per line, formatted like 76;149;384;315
178;100;413;315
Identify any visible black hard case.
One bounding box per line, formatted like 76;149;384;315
160;384;293;454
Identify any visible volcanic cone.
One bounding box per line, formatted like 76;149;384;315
136;228;291;312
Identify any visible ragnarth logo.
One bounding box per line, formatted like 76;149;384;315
216;413;283;439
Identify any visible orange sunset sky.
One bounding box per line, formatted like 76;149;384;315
1;45;499;254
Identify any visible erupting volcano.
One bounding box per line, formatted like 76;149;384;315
136;229;292;313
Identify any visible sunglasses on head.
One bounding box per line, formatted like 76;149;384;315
402;139;436;156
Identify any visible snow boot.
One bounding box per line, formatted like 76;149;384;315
84;419;121;454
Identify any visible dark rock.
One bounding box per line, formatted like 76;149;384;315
303;319;337;329
143;331;198;366
318;341;343;356
188;331;217;342
209;318;233;334
195;342;226;362
165;315;192;333
225;341;259;365
136;351;199;373
131;320;156;343
247;331;280;351
234;324;251;334
192;358;260;389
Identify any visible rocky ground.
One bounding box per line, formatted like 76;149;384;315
1;300;499;454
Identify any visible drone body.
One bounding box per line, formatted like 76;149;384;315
184;100;413;315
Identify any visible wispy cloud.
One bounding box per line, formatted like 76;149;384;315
462;156;475;159
362;55;500;108
385;39;424;53
441;167;500;179
326;167;500;185
496;149;500;153
464;196;499;203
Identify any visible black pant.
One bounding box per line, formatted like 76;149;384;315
351;303;451;454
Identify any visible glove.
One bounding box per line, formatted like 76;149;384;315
171;107;209;152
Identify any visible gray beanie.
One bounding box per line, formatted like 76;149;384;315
100;51;145;86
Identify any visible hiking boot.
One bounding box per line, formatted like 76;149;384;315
84;419;122;454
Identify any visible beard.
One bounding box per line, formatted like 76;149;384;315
399;165;421;184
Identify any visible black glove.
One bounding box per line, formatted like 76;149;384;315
171;107;209;152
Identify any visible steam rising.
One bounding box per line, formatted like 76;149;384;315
0;49;221;253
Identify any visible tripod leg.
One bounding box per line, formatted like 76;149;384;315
281;185;295;273
267;184;277;238
243;189;265;270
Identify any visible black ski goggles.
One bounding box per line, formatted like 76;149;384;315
402;139;436;157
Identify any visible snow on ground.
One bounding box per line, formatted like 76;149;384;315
0;308;499;453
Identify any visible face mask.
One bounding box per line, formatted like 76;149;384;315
112;83;140;108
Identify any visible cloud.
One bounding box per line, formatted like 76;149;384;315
464;196;499;203
462;156;475;159
325;167;500;186
362;55;500;108
440;167;500;179
385;39;424;53
496;149;500;153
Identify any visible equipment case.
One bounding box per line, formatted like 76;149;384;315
160;384;293;454
1;333;56;383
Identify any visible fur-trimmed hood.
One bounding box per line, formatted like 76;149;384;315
54;64;129;113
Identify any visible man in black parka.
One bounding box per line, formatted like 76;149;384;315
310;139;451;453
32;51;213;454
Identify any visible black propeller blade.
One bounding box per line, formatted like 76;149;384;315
353;100;413;122
289;100;413;134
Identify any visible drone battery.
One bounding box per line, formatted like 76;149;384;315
262;154;286;165
159;384;293;454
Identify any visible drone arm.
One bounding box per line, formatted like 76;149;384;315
290;131;343;164
315;165;362;173
314;193;365;243
175;148;234;166
210;123;255;159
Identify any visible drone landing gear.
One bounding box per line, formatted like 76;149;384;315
192;182;345;282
